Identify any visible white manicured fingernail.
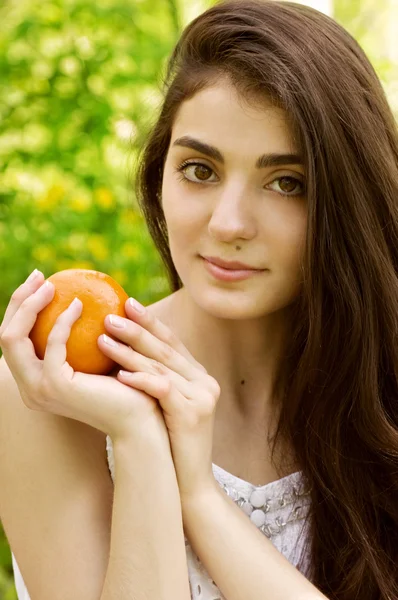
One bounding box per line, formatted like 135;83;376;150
119;370;133;378
70;297;82;309
128;298;146;314
109;315;126;328
26;269;40;283
102;334;118;347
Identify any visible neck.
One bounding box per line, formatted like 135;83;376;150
166;286;291;427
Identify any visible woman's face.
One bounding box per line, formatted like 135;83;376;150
161;81;307;320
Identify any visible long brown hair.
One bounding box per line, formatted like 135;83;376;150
134;1;398;597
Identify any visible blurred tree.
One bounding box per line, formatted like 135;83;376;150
334;0;398;114
0;0;183;319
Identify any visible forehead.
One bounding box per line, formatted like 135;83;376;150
171;82;296;153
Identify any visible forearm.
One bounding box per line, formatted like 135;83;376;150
182;483;328;600
100;436;191;600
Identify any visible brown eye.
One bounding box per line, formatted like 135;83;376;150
268;176;304;197
176;161;217;184
193;165;212;181
279;177;300;193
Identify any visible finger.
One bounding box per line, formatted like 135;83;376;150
102;317;199;382
125;298;207;371
0;269;45;338
98;334;193;396
42;297;83;375
107;298;208;371
0;280;55;385
116;371;187;416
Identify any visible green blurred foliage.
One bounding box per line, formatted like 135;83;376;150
0;0;397;597
0;0;182;315
334;0;398;109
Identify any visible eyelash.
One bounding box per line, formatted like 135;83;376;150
175;160;305;197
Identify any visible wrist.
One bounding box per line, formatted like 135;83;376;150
180;477;222;517
111;426;172;467
111;433;180;495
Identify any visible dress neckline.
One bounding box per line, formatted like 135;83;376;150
212;462;302;491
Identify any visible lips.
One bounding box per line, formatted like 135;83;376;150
201;256;260;271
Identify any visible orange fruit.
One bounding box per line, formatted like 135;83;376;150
30;269;130;375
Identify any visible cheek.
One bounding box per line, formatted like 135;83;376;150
161;193;199;263
265;207;307;270
162;170;185;217
284;227;307;288
162;181;206;234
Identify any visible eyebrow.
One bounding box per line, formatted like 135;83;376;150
172;135;303;169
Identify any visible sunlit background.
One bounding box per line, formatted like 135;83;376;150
0;0;397;597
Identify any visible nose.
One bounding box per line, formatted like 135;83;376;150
207;182;257;242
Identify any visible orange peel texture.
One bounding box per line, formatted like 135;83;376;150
29;269;130;375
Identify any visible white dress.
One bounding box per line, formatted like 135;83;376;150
11;435;313;600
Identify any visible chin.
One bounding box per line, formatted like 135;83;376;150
195;292;269;320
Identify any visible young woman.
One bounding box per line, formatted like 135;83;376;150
1;1;397;599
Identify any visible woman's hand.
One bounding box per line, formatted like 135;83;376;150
98;297;221;501
0;270;171;451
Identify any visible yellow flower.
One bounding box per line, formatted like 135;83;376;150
54;259;76;272
121;242;141;260
87;234;109;261
64;233;87;251
95;188;115;210
109;269;128;287
55;260;96;272
72;260;97;270
36;184;65;211
68;195;92;212
119;208;142;225
32;245;54;263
